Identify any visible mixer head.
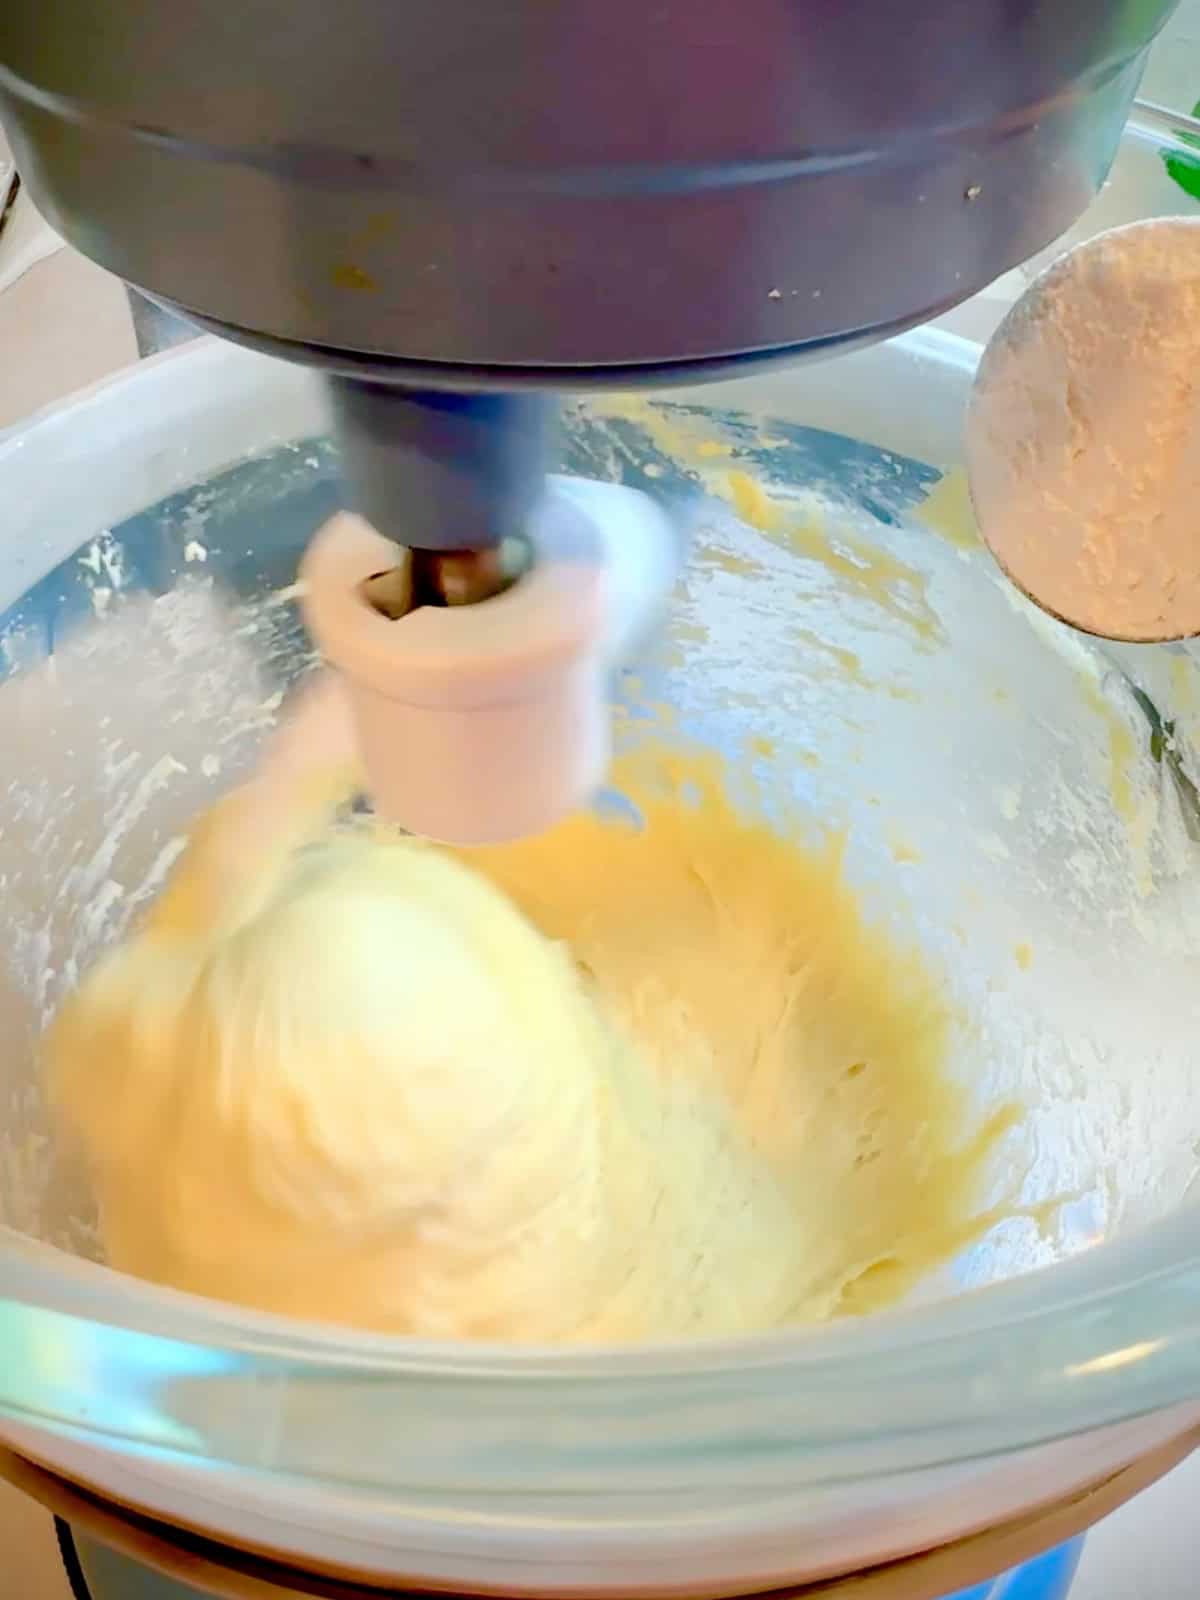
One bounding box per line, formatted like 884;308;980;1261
0;0;1180;835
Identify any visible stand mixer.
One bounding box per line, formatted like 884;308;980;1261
0;5;1195;1599
0;0;1181;841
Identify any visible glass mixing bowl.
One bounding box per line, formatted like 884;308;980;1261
2;106;1200;1597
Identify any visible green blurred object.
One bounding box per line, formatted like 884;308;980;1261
1162;97;1200;194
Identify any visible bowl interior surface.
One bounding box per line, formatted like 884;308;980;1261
3;328;1200;1321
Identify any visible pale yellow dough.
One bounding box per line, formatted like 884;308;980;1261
48;747;1013;1342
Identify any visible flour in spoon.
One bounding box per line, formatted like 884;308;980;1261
966;218;1200;642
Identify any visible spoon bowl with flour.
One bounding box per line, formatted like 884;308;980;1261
966;216;1200;643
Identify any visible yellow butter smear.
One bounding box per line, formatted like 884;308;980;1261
604;397;943;648
49;741;1019;1342
611;401;1155;888
915;468;979;552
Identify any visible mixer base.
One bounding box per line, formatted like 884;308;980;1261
54;1524;1079;1600
2;1432;1195;1600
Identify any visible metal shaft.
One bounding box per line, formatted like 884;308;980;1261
327;381;554;554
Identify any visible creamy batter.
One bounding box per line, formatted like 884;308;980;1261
48;744;1013;1342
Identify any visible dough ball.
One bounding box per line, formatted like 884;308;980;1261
47;797;628;1337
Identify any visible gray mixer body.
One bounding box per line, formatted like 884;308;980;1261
0;0;1179;548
